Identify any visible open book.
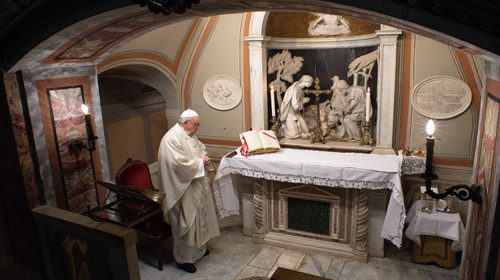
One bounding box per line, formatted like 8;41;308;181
239;130;280;156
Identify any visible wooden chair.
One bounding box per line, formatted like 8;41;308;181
115;158;172;271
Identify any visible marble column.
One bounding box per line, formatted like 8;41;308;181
246;36;268;131
375;26;402;150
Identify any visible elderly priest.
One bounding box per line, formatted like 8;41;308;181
157;109;220;273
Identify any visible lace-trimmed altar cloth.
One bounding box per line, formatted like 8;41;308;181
212;148;406;248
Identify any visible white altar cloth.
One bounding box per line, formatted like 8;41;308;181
405;200;465;251
212;148;406;248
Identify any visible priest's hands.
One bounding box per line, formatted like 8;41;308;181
203;155;214;172
202;155;211;165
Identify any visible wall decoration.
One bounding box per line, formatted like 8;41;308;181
411;76;472;119
203;75;242;111
308;13;350;36
47;86;97;213
265;12;379;38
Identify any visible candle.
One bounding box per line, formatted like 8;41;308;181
365;87;371;122
425;119;435;175
81;104;94;140
426;119;435;136
270;85;276;117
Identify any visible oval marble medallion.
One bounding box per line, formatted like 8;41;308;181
411;76;472;119
203;75;242;111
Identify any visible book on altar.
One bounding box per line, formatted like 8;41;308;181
239;130;280;156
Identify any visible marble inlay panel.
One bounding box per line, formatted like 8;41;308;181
3;71;41;208
274;249;305;270
298;253;333;278
48;86;97;212
235;265;270;280
326;256;347;279
248;245;283;270
222;243;263;269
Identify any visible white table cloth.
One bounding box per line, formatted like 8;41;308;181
212;148;406;248
405;200;465;251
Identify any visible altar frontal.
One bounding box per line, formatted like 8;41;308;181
213;148;405;260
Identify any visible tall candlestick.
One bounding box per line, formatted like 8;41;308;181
365;87;371;122
81;104;92;137
270;85;276;117
425;119;436;176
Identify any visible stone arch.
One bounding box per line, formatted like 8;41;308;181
97;62;176;176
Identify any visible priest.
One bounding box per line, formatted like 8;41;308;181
157;109;220;273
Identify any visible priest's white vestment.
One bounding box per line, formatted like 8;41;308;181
157;123;220;263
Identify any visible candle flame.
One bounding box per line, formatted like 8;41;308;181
271;85;274;91
81;104;89;115
367;87;370;93
426;119;435;136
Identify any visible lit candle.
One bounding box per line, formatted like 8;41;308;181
426;119;435;137
270;85;276;117
365;87;371;122
425;119;435;176
81;104;93;140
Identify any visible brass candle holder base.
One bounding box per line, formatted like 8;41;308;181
270;116;280;135
360;121;373;146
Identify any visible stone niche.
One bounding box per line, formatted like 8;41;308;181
244;177;385;261
246;12;401;152
269;182;350;243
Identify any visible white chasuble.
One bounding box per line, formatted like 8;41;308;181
157;123;219;260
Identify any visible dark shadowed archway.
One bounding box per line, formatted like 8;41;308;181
0;0;498;72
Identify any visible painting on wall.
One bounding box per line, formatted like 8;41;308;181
267;47;378;143
48;86;97;213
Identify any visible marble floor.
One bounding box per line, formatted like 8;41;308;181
138;226;460;280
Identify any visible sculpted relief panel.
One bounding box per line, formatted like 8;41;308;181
411;76;472;119
267;48;378;143
203;75;242;111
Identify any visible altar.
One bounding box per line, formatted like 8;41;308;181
213;148;406;261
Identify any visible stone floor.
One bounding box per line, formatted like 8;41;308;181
138;226;460;280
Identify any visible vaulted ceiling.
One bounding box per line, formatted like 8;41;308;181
0;0;499;71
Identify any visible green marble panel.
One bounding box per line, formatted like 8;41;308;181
288;197;330;235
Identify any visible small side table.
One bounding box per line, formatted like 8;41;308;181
405;200;465;269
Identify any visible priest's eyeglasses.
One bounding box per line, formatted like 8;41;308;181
188;120;200;127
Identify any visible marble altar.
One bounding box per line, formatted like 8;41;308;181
213;148;406;260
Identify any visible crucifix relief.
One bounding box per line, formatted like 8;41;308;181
304;77;332;144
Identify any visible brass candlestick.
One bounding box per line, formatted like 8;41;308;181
270;116;280;135
360;120;373;146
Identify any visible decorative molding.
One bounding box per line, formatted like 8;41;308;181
412;76;472;119
202;75;242;111
245;34;380;49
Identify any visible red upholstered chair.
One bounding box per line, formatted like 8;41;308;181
116;158;171;271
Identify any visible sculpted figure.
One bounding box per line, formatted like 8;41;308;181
336;86;366;140
308;13;350;36
280;75;313;139
328;76;349;131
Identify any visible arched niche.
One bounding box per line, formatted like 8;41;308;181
246;11;401;151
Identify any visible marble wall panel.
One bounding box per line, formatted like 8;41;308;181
2;70;42;208
47;86;97;212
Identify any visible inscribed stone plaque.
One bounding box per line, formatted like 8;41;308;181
203;75;242;111
411;76;472;119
